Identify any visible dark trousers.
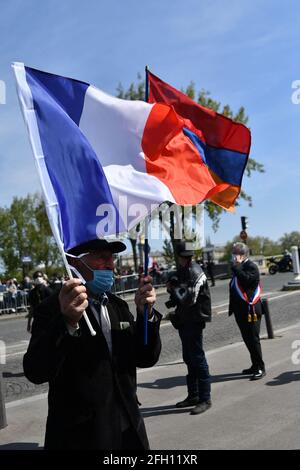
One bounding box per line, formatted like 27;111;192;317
178;322;211;401
234;312;265;371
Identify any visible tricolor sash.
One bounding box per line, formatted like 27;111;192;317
231;276;262;322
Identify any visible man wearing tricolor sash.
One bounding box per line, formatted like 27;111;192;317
229;243;266;380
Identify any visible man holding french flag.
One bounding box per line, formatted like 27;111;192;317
13;62;251;450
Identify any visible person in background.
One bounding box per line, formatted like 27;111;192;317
49;272;63;293
21;276;32;291
166;241;212;415
6;279;18;313
206;253;215;287
27;271;52;333
229;242;266;380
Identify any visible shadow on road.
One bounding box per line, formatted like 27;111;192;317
139;375;185;389
0;442;41;450
3;372;24;378
265;370;300;386
141;404;193;418
139;372;249;390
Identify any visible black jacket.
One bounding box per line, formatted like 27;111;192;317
229;259;262;317
23;292;162;450
168;261;212;327
28;284;52;310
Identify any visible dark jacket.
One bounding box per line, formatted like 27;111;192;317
168;261;212;328
23;292;162;450
28;284;53;310
229;259;262;317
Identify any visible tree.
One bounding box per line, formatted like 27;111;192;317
221;236;282;262
280;232;300;251
162;239;174;267
0;194;62;279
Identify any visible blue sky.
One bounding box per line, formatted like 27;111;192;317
0;0;299;249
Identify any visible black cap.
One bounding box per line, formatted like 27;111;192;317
67;238;126;256
176;241;194;257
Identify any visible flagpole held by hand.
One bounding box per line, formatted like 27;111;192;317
61;251;96;337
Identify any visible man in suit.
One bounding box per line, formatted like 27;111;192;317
229;242;266;380
23;238;161;450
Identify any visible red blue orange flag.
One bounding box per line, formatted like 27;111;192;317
148;70;251;210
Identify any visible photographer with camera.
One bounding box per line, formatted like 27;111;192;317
166;241;212;415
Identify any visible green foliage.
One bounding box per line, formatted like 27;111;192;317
280;231;300;251
162;239;175;266
116;73;145;101
0;193;62;279
221;235;284;262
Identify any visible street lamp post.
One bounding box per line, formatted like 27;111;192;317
21;255;32;279
283;246;300;290
291;246;300;281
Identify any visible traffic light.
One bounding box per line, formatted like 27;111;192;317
241;216;248;231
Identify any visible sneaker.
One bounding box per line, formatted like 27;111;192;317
250;369;266;381
242;366;255;375
176;396;199;408
190;399;212;415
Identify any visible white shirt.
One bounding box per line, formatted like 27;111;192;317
90;302;112;355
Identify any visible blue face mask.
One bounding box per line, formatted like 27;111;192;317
86;269;114;295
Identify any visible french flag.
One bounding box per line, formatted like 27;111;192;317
13;63;230;252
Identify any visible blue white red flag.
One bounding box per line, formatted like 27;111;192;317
13;63;248;253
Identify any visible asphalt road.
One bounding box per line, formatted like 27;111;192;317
0;272;299;402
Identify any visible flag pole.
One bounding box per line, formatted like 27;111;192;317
39;205;96;337
61;251;97;336
144;65;150;345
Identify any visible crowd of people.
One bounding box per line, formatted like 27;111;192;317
0;273;65;293
0;272;65;315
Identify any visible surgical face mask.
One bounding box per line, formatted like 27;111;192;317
34;276;44;285
66;252;114;295
86;269;114;295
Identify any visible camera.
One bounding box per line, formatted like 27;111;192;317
165;275;179;308
165;273;195;308
165;298;177;309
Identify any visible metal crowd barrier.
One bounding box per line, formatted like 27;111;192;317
112;271;169;296
0;264;230;314
0;289;29;315
112;265;230;296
